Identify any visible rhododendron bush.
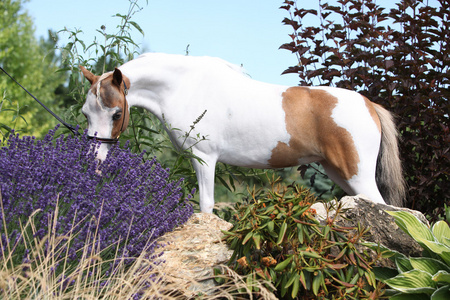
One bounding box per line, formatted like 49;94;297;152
0;126;194;262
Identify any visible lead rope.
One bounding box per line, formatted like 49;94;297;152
0;66;80;136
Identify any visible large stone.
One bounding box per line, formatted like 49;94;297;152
155;213;234;297
311;194;428;258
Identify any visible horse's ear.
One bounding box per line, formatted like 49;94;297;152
112;68;123;88
79;66;97;85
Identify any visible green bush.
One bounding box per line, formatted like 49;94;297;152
223;179;386;299
374;211;450;299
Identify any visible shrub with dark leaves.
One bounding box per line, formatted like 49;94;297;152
0;125;194;262
280;0;449;221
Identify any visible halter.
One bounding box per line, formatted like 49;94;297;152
88;78;129;144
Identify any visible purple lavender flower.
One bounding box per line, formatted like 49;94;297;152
0;125;194;262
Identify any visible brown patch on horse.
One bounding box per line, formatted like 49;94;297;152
269;87;360;180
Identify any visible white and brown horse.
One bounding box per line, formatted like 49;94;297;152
80;53;405;213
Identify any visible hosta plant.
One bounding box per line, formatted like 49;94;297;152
223;178;386;299
373;211;450;300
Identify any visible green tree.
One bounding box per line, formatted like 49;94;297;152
0;0;65;138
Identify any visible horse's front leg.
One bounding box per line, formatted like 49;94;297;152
191;155;217;213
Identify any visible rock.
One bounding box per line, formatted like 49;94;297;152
311;194;428;258
155;213;234;297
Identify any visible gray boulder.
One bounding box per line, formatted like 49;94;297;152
312;194;428;258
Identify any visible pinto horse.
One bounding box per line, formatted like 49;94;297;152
80;53;405;213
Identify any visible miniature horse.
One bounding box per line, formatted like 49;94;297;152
80;53;405;213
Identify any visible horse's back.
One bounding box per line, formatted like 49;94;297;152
200;80;382;173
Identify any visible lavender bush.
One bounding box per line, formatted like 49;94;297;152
0;125;194;264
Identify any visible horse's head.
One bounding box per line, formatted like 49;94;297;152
80;66;130;161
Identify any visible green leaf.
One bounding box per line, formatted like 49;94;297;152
242;207;251;220
433;221;450;247
312;270;323;295
410;257;450;275
297;223;304;243
280;274;288;297
65;42;74;51
387;211;434;242
285;272;299;288
390;293;431;300
277;221;288;245
242;231;253;245
325;263;348;270
291;275;300;299
228;174;236;191
267;220;274;233
246;273;253;293
0;123;12;132
363;241;407;260
418;239;450;265
365;270;377;287
216;176;233;192
385;269;436;294
274;256;293;272
301;249;324;259
373;266;399;281
56;67;72;73
431;285;450;300
252;232;261;250
129;21;144;35
397;257;414;273
214;267;225;284
350;273;360;285
230;237;239;250
432;270;450;284
269;268;277;282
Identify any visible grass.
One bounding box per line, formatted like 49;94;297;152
0;205;276;299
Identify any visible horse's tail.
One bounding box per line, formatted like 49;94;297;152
374;104;406;207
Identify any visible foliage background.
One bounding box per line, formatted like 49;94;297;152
0;0;64;138
1;0;448;220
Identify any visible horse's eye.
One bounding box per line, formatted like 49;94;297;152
112;112;122;121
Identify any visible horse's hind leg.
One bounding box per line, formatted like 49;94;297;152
320;161;354;195
321;155;385;204
318;100;385;204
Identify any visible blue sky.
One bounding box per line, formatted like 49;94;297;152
24;0;302;86
24;0;441;87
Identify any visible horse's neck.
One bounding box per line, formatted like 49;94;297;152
119;54;190;117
